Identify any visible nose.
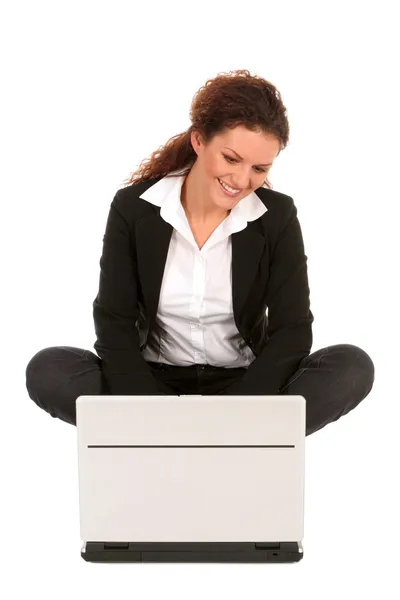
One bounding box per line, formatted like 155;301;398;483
231;174;252;190
230;167;254;190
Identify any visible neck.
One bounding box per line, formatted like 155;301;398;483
181;166;230;224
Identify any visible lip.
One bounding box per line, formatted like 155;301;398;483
218;178;242;195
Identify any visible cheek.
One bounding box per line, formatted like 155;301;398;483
203;154;221;177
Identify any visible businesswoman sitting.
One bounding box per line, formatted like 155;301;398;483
25;69;375;436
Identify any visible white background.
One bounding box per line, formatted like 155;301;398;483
1;0;399;597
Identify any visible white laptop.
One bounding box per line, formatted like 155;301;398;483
76;394;306;563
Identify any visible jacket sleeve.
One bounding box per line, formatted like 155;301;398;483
92;191;162;395
223;198;314;395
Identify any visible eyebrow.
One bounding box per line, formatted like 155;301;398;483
223;146;273;167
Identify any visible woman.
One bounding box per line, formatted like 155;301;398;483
25;69;375;435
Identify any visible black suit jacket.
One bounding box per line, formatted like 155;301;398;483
92;175;314;395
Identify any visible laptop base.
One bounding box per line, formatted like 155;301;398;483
81;541;303;562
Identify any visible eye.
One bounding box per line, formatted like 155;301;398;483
222;154;267;173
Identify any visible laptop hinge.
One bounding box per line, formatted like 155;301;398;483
104;542;129;549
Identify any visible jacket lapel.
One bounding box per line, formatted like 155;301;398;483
136;209;265;336
231;223;265;331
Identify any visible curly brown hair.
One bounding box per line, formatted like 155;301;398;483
121;69;290;190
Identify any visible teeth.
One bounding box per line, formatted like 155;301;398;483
219;178;240;193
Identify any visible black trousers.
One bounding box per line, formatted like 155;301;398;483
25;343;374;436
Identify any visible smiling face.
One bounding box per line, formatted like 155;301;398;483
189;124;281;212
